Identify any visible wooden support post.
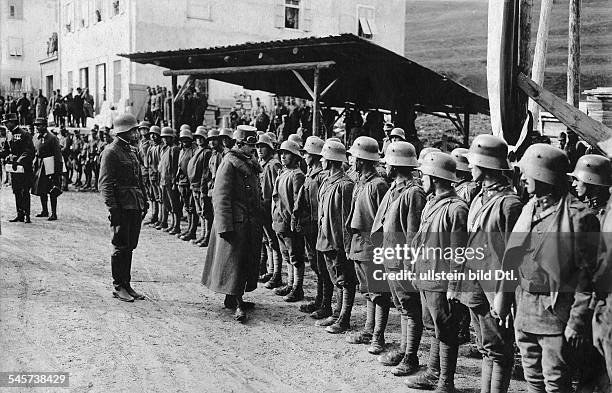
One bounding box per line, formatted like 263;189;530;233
528;0;554;129
519;0;533;75
171;75;177;130
464;111;470;147
312;68;320;137
567;0;580;108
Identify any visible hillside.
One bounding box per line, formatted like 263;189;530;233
404;0;612;99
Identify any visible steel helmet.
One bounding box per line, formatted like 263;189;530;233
179;129;193;140
138;120;151;130
349;136;380;162
207;129;220;139
279;140;302;157
302;136;325;156
327;137;342;144
160;127;175;138
219;128;234;139
419;152;458;182
265;132;277;144
179;124;191;131
390;128;406;141
451;148;470;172
149;125;161;136
194;126;207;139
519;143;569;185
321;140;348;163
256;134;275;150
569;154;612;186
234;126;257;144
418;147;441;164
112;113;138;135
288;134;303;148
385;142;418;167
465;134;511;170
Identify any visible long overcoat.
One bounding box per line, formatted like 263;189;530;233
201;150;263;296
31;131;62;196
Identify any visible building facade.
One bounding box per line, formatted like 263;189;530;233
0;0;58;99
46;0;407;121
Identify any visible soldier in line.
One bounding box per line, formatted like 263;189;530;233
255;133;283;286
187;126;212;247
406;152;468;393
206;129;223;217
137;121;153;222
345;136;391;349
315;140;357;334
460;135;523;393
58;126;73;191
1;113;35;223
372;142;426;376
294;136;333;319
201;126;263;322
82;128;100;191
192;129;217;247
452;147;481;206
146;126;162;228
176;127;197;241
98;114;148;302
380;122;395;155
569;155;611;220
494;144;600;393
271;140;306;302
158;127;181;235
219;128;234;155
31;118;63;221
75;132;88;188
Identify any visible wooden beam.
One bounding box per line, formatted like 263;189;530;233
162;61;335;76
464;112;470;147
320;78;339;98
291;70;314;99
171;75;177;130
517;72;612;151
528;0;553;129
567;0;581;107
313;68;320;137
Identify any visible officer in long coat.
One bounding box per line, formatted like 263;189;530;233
98;114;149;302
31;117;63;220
201;126;263;322
1;113;35;222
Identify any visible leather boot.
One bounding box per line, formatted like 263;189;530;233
368;301;390;354
405;336;440;390
434;341;458;393
169;214;181;235
316;287;342;326
391;313;423;375
259;247;274;283
300;276;322;313
284;265;304;302
179;214;192;238
310;269;332;319
258;244;269;281
125;284;146;300
274;262;293;296
113;286;135;302
346;298;375;344
265;251;283;289
181;214;197;240
202;217;212;246
380;314;409;366
490;359;513;393
234;296;247;323
326;285;355;334
193;215;206;243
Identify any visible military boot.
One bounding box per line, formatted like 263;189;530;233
368;301;390;354
169;214;181;235
346;298;375;344
264;251;283;289
284;265;304;302
274;263;293;296
143;203;158;225
193;215;206;244
310;271;333;319
181;214;198;241
380;314;409;366
326;285;355;334
316;287;342;326
434;341;458;393
405;337;440;390
300;275;322;313
178;213;192;238
258;247;274;283
391;314;423;376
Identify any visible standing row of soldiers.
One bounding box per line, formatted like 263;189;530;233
197;125;612;393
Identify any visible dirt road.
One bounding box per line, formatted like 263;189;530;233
0;188;527;393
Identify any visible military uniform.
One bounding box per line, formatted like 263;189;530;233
31;128;63;218
187;144;212;245
259;154;283;286
158;141;181;232
1;121;35;221
147;141;163;227
138;136;152;203
177;142;196;239
455;179;481;206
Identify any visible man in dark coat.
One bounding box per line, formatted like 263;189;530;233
1;113;35;222
16;93;30;126
98;114;148;302
31;118;63;220
201;125;263;322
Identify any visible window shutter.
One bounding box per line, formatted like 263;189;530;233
302;0;312;32
274;0;284;28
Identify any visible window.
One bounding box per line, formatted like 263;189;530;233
285;0;299;29
79;67;89;89
10;78;23;92
186;0;211;20
67;71;73;90
113;60;122;101
357;5;376;39
8;37;23;57
8;0;23;19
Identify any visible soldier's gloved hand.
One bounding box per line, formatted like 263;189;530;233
108;207;121;226
564;326;585;349
219;231;235;241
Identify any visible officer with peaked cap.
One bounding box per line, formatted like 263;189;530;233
202;125;263;322
451;147;481;206
345;136;390;348
494;144;600;393
372;142;426;376
98;113;149;302
31;117;63;221
458;134;523;393
315;140;357;332
1;113;35;222
406;152;468;393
